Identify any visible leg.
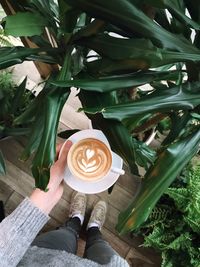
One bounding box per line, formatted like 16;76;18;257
84;227;117;264
32;192;87;254
84;200;117;264
32;217;81;254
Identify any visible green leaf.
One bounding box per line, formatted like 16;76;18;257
132;138;156;170
4;12;48;37
78;35;200;69
52;70;180;92
162;112;191;146
3;127;30;137
66;0;197;52
83;82;200;121
22;0;59;37
184;0;200;23
31;51;72;190
154;9;171;32
148;0;200;30
20;111;45;161
31;86;70;189
0;150;6;175
79;90;139;174
14;82;57;126
123;114;153;133
73;19;105;41
0;47;58;70
116;128;200;234
58;0;80;36
11;77;27;114
191;112;200;120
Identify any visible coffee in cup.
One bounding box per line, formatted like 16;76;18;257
67;138;112;181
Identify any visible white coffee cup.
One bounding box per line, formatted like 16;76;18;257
67;136;124;182
60;129;125;181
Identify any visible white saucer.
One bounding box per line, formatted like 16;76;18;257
59;129;124;194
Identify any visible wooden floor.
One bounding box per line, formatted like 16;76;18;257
0;136;160;267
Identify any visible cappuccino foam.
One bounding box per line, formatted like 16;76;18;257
68;138;112;181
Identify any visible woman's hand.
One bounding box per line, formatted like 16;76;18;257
30;140;72;215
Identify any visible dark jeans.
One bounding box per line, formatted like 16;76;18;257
32;217;117;265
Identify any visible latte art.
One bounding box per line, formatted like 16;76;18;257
77;147;105;173
68;138;112;181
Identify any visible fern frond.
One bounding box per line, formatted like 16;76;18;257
137;159;200;267
184;216;200;233
149;206;170;222
166;188;188;211
161;251;173;267
186;165;200;232
189;247;200;267
0;29;13;47
143;226;171;250
167;233;191;250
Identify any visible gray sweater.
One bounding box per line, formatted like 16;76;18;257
0;198;129;267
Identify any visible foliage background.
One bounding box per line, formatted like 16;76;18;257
0;0;200;234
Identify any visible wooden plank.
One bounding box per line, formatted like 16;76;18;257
4;191;24;216
50;197;70;224
125;247;161;267
118;165;141;196
0;180;13;203
41;217;60;234
106;184;134;212
102;228;130;258
0;138;32;176
0;160;35;197
77;239;85;257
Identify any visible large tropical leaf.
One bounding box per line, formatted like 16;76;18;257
184;0;200;23
52;70;180;92
0;150;6;175
78;35;200;69
65;0;198;52
162;111;191;146
28;0;59;22
85;58;147;75
82;82;200;121
2;127;30;137
10;77;27;114
19;95;46;161
58;0;80;36
31;51;72;190
79;90;139;174
72;19;105;41
31;86;70;189
4;12;48;37
0;47;58;70
147;0;200;30
132;138;156;171
116;128;200;234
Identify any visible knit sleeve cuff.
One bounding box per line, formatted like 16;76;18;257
0;197;50;266
9;197;50;234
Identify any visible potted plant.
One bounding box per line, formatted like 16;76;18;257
0;70;34;174
0;0;199;234
133;158;200;267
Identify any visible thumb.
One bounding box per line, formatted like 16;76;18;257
59;140;73;164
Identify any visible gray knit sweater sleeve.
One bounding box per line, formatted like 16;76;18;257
0;197;49;267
